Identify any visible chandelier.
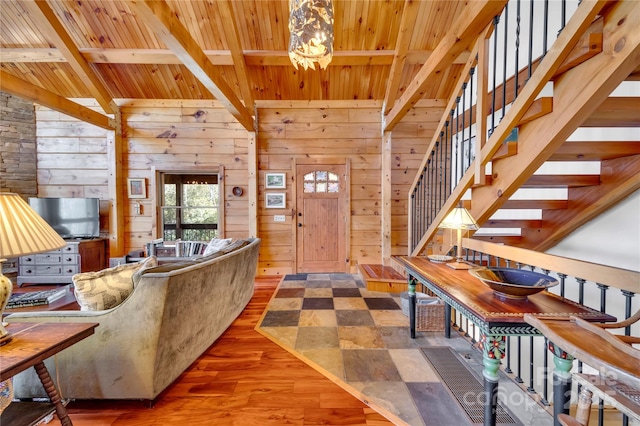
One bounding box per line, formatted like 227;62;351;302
288;0;334;70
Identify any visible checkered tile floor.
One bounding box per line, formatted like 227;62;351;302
256;273;551;425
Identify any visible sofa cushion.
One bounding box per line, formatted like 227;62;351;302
74;256;157;311
203;238;233;256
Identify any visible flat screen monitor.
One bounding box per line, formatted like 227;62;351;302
29;197;100;239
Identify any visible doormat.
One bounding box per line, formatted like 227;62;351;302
421;347;521;425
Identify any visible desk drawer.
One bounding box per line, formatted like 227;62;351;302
34;265;64;275
34;254;63;265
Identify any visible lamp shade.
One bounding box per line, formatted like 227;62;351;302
438;206;479;231
0;193;66;258
288;0;334;70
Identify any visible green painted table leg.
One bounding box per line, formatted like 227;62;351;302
480;333;506;426
549;341;574;426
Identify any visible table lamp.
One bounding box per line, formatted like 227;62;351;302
438;205;479;270
0;193;66;345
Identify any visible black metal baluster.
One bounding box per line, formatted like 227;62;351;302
527;0;534;81
505;336;513;374
411;192;416;251
467;67;475;168
542;337;550;405
559;0;567;34
621;291;634;426
542;0;549;56
460;82;467;180
558;273;567;297
501;3;508;122
514;0;521;98
491;15;500;133
445;109;452;199
515;336;524;383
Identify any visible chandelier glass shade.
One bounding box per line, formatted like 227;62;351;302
288;0;334;70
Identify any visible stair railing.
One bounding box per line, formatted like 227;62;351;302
408;0;597;255
452;238;639;423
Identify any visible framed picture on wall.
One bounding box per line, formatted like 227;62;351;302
265;172;286;189
127;178;147;199
265;192;286;209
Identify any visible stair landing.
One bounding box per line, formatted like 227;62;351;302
357;264;407;293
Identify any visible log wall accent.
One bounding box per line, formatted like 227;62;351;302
0;91;36;195
31;99;441;274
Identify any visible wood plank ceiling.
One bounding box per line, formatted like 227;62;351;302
0;0;470;111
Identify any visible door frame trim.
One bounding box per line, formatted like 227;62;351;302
292;157;351;273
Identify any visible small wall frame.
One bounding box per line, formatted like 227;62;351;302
265;192;286;209
127;178;147;199
265;172;286;189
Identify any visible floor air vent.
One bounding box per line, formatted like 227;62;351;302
421;347;519;425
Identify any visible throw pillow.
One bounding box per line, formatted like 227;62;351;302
73;256;157;311
203;237;233;256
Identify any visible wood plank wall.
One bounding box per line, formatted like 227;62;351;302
35;100;111;236
31;99;442;275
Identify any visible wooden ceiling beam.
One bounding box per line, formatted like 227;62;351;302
383;0;419;115
127;0;254;131
0;70;113;130
217;0;254;116
383;0;507;132
0;48;470;67
20;0;116;115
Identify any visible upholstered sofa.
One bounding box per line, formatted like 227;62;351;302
6;237;260;401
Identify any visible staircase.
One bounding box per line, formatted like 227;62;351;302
409;0;640;255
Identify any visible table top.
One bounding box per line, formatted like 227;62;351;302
0;322;98;381
394;256;616;333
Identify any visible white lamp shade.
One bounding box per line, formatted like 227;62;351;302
0;193;66;258
438;206;479;231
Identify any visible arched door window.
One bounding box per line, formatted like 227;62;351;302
303;170;340;193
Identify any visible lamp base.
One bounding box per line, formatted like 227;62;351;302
447;261;474;270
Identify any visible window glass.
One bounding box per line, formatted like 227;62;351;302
160;173;219;241
303;170;339;194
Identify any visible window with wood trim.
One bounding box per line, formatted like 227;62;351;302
303;170;340;193
159;173;220;241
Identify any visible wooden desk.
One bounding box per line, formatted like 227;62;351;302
393;256;616;426
0;322;98;426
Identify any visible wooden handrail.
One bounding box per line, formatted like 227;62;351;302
463;238;639;293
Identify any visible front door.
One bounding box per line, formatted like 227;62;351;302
296;162;349;273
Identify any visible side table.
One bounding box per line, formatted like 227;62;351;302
0;322;98;426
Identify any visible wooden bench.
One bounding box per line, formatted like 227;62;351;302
357;264;407;293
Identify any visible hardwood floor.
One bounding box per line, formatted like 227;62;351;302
64;276;393;425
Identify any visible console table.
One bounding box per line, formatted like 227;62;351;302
0;322;98;426
393;256;616;426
